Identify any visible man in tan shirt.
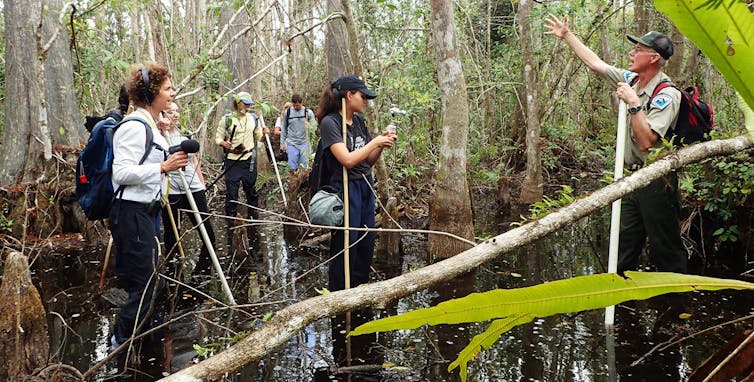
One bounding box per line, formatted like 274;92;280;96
215;91;267;222
545;15;687;274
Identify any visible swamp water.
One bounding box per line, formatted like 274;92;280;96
13;212;754;381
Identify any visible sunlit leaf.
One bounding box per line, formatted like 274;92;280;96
654;0;754;111
449;313;533;380
354;272;753;335
351;272;754;381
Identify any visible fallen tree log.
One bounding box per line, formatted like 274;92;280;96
159;136;754;381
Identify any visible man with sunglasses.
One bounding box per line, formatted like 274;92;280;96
545;15;687;275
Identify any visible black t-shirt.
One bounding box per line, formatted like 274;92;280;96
319;113;373;181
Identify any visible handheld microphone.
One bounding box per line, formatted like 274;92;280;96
168;139;200;154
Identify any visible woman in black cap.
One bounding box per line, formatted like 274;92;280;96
315;75;397;291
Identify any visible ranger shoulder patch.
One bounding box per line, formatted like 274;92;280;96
624;71;638;84
650;94;673;110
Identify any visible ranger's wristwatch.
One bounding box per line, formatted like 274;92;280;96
627;104;643;115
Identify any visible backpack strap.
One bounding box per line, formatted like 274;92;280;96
648;80;674;104
118;116;156;163
628;77;674;111
224;113;238;142
644;80;672;111
286;107;311;122
250;113;261;162
628;74;640;87
112;116;156;199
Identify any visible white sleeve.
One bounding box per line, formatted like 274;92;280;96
112;121;161;186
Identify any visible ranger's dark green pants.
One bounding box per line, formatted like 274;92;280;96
618;172;688;274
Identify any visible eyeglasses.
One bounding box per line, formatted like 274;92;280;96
631;46;657;55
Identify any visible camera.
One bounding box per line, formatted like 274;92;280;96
232;144;245;154
224;143;245;154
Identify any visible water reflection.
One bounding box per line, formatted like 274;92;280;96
23;213;754;381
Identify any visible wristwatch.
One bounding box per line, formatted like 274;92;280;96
627;104;643;115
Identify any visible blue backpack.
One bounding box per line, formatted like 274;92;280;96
76;116;154;220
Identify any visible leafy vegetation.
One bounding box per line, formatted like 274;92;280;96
351;272;754;381
0;208;12;233
513;185;575;224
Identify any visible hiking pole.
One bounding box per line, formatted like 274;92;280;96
605;101;627;327
341;97;351;291
98;235;114;290
164;136;237;306
162;178;188;263
341;95;352;370
175;168;236;305
264;132;288;207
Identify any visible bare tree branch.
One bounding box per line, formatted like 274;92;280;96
188;12;348;138
41;1;75;54
173;0;275;94
190;52;289;138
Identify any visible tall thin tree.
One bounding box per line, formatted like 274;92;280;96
428;0;475;259
324;0;349;80
518;0;544;203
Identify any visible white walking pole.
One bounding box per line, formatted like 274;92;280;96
264;133;288;207
175;169;236;305
605;101;627;327
163;131;236;305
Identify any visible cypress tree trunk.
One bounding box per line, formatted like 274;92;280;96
0;252;49;381
427;0;475;259
518;0;544;204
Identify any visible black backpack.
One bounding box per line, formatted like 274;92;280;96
644;80;714;146
285;106;311;124
309;139;330;198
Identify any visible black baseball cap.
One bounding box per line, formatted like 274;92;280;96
627;31;674;60
331;75;377;99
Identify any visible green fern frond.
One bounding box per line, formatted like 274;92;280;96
655;0;754;110
351;272;754;381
